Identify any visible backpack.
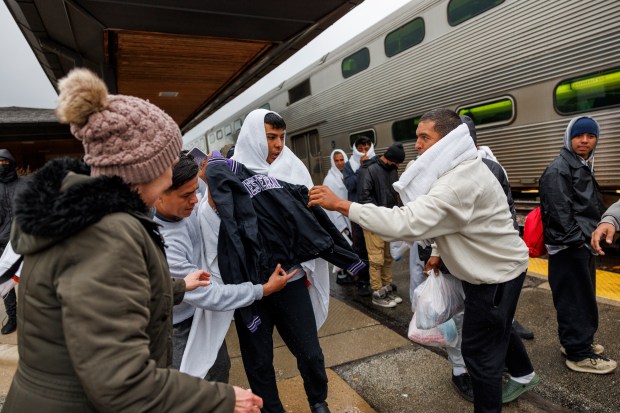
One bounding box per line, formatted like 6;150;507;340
523;206;546;258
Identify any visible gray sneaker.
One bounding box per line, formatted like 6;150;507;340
372;288;397;308
384;284;402;304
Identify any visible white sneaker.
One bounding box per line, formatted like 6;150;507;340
372;288;396;308
565;354;617;374
560;343;604;357
384;284;402;304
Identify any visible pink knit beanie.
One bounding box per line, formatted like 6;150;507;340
55;68;182;184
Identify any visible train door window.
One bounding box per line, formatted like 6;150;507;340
457;97;514;127
392;116;422;142
208;133;215;144
349;129;376;147
290;130;322;185
342;48;370;79
234;119;242;132
385;18;425;57
288;79;311;105
448;0;505;26
216;130;223;140
554;68;620;114
224;125;232;136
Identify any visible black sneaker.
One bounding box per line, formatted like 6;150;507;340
336;273;356;285
512;320;534;340
452;373;474;402
1;318;16;335
310;401;330;413
357;283;371;297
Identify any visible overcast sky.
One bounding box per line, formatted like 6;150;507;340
0;0;410;124
0;3;57;108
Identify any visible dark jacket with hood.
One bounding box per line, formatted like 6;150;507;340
357;155;399;208
0;149;24;250
4;159;234;413
206;156;364;332
539;121;605;247
482;158;518;230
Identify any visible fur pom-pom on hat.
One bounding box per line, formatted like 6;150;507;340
56;68;108;127
55;68;182;184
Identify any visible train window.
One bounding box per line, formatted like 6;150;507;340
392;115;422;142
288;79;311;105
216;130;223;140
457;97;514;126
260;103;270;110
224;125;232;136
447;0;505;26
555;68;620;114
349;130;376;147
234;119;242;132
385;18;425;57
208;133;215;143
342;48;370;79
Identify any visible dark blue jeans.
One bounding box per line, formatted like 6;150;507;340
461;272;533;413
548;246;598;361
235;277;328;413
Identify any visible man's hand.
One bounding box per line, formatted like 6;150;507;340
232;386;263;413
263;264;297;296
360;154;369;164
183;270;211;291
591;222;616;255
424;256;442;276
308;185;352;215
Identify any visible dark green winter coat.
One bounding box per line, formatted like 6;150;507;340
3;159;235;413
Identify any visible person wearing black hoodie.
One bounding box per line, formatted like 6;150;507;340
0;149;22;335
357;143;405;308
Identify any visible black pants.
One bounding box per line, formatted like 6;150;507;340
235;278;328;413
461;272;533;413
351;222;369;284
548;246;598;361
3;288;16;320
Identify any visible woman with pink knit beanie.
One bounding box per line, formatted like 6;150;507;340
3;68;262;413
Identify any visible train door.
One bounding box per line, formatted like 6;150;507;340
290;129;322;185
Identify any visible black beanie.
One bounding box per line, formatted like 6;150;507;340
460;115;477;146
384;143;405;163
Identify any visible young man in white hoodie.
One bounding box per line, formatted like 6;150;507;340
309;108;537;413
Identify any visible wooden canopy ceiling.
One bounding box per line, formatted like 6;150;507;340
4;0;363;133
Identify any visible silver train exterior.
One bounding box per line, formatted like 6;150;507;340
203;0;620;197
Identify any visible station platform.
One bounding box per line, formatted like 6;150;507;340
0;257;618;412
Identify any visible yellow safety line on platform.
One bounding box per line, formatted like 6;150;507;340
528;258;620;301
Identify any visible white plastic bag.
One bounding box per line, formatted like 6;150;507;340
408;312;459;348
412;270;464;329
389;241;410;261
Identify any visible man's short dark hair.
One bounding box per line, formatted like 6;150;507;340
167;153;198;192
264;112;286;129
354;136;371;147
420;109;462;138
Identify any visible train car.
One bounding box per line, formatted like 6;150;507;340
203;0;620;204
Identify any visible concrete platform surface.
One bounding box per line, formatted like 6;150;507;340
0;266;619;412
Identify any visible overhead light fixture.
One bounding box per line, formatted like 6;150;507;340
158;92;178;97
